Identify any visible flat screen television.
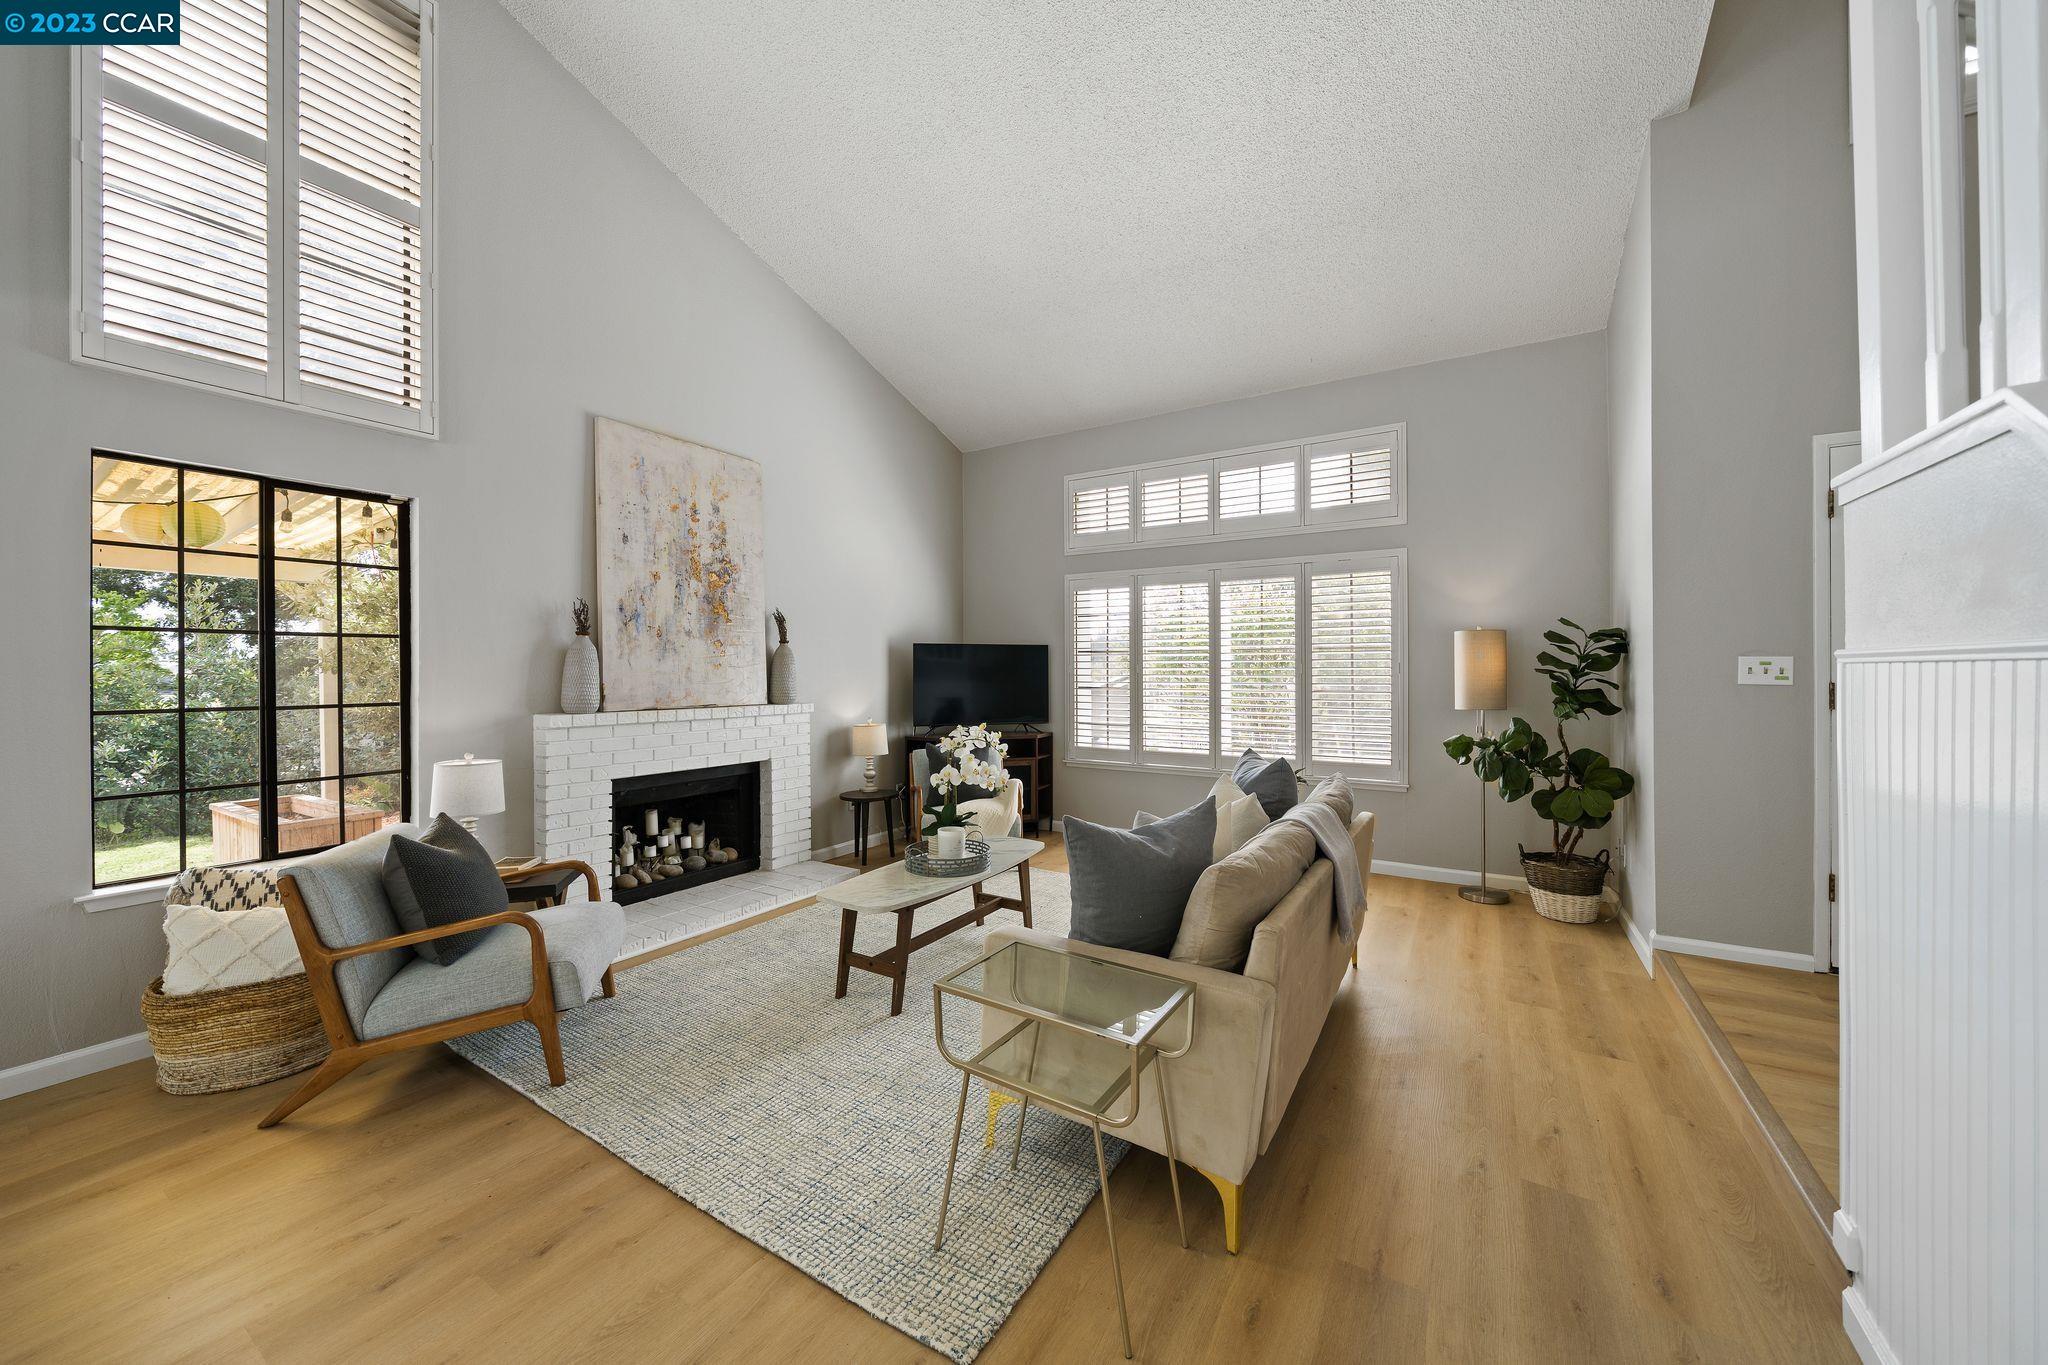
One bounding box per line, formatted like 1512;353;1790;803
912;643;1050;729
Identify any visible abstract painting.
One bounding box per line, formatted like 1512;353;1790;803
594;417;766;710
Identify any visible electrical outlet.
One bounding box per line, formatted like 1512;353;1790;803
1738;655;1794;686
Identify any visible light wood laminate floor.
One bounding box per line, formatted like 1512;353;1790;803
1668;953;1840;1200
0;853;1852;1363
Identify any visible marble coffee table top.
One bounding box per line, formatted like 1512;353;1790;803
816;837;1043;913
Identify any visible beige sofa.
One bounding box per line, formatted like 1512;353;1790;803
983;810;1374;1253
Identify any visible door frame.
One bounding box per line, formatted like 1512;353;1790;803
1811;431;1860;970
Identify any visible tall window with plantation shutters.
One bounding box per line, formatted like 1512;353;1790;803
1219;572;1297;758
75;0;436;434
1309;563;1398;767
1139;578;1211;760
1069;580;1133;755
1066;550;1405;784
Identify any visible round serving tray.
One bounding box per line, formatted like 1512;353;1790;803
904;835;991;878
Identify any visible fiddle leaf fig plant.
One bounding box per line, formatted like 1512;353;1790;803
1443;618;1634;862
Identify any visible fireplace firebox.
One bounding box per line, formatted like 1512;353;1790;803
608;761;761;905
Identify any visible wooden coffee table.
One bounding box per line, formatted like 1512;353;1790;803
818;837;1043;1016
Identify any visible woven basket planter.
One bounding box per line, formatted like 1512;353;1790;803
1519;847;1612;925
140;974;328;1096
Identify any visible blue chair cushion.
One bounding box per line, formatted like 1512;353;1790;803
358;902;625;1040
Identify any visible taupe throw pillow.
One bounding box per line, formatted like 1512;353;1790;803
381;813;510;965
1169;819;1318;971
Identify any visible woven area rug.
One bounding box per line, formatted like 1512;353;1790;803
448;868;1120;1363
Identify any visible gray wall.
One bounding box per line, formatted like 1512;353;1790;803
0;0;962;1071
1607;159;1657;948
1611;0;1862;955
962;332;1611;876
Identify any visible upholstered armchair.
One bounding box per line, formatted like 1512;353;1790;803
906;746;1025;842
259;823;625;1128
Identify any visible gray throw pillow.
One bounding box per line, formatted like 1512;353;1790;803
1063;799;1216;956
1233;749;1298;821
380;813;510;965
925;744;1002;802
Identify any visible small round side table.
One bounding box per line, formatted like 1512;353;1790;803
840;786;906;865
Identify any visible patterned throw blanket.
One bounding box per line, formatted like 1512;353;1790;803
1278;801;1365;939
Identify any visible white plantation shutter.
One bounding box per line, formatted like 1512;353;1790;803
297;182;425;407
77;0;434;431
299;0;423;201
105;0;268;138
1308;440;1396;511
296;0;427;415
1070;582;1133;754
1139;466;1212;539
1073;482;1138;540
1216;454;1297;525
1139;579;1211;759
1071;552;1404;782
1310;563;1400;770
1219;573;1297;758
1063;427;1399;554
97;102;270;375
1306;431;1403;528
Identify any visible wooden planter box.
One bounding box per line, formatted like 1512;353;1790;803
209;796;397;863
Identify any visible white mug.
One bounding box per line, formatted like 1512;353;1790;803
934;826;968;860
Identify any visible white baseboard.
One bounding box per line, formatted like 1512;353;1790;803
1374;859;1627;909
1842;1286;1899;1365
1371;858;1534;896
1653;933;1819;973
1621;910;1655;976
0;1031;153;1102
811;829;910;861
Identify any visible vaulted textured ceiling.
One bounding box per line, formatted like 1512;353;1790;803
499;1;1712;451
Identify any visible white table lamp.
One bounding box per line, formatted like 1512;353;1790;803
430;753;505;837
1453;629;1510;905
851;720;888;792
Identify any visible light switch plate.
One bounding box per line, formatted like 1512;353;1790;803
1738;656;1794;686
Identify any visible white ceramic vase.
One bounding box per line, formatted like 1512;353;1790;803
561;634;600;714
934;826;968;860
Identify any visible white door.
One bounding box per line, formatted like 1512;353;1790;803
1813;432;1860;969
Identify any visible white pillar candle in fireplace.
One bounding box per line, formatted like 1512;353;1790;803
644;808;659;837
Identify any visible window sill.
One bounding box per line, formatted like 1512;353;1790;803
74;877;176;913
1059;755;1410;793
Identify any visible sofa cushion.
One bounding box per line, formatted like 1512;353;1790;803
381;814;509;965
1170;819;1318;971
359;901;625;1040
285;823;418;1032
1137;790;1269;861
1232;749;1299;820
1063;800;1215;956
1306;772;1355;826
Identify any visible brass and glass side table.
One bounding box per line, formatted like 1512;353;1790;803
931;940;1194;1359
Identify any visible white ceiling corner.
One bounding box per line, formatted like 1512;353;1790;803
499;1;1713;451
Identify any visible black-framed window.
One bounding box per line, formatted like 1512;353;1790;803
89;451;411;887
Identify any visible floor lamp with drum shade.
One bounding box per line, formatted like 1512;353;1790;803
1454;629;1511;905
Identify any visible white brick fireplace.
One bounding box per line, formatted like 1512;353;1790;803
532;703;817;903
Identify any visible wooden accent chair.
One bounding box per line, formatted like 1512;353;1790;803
259;823;624;1129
